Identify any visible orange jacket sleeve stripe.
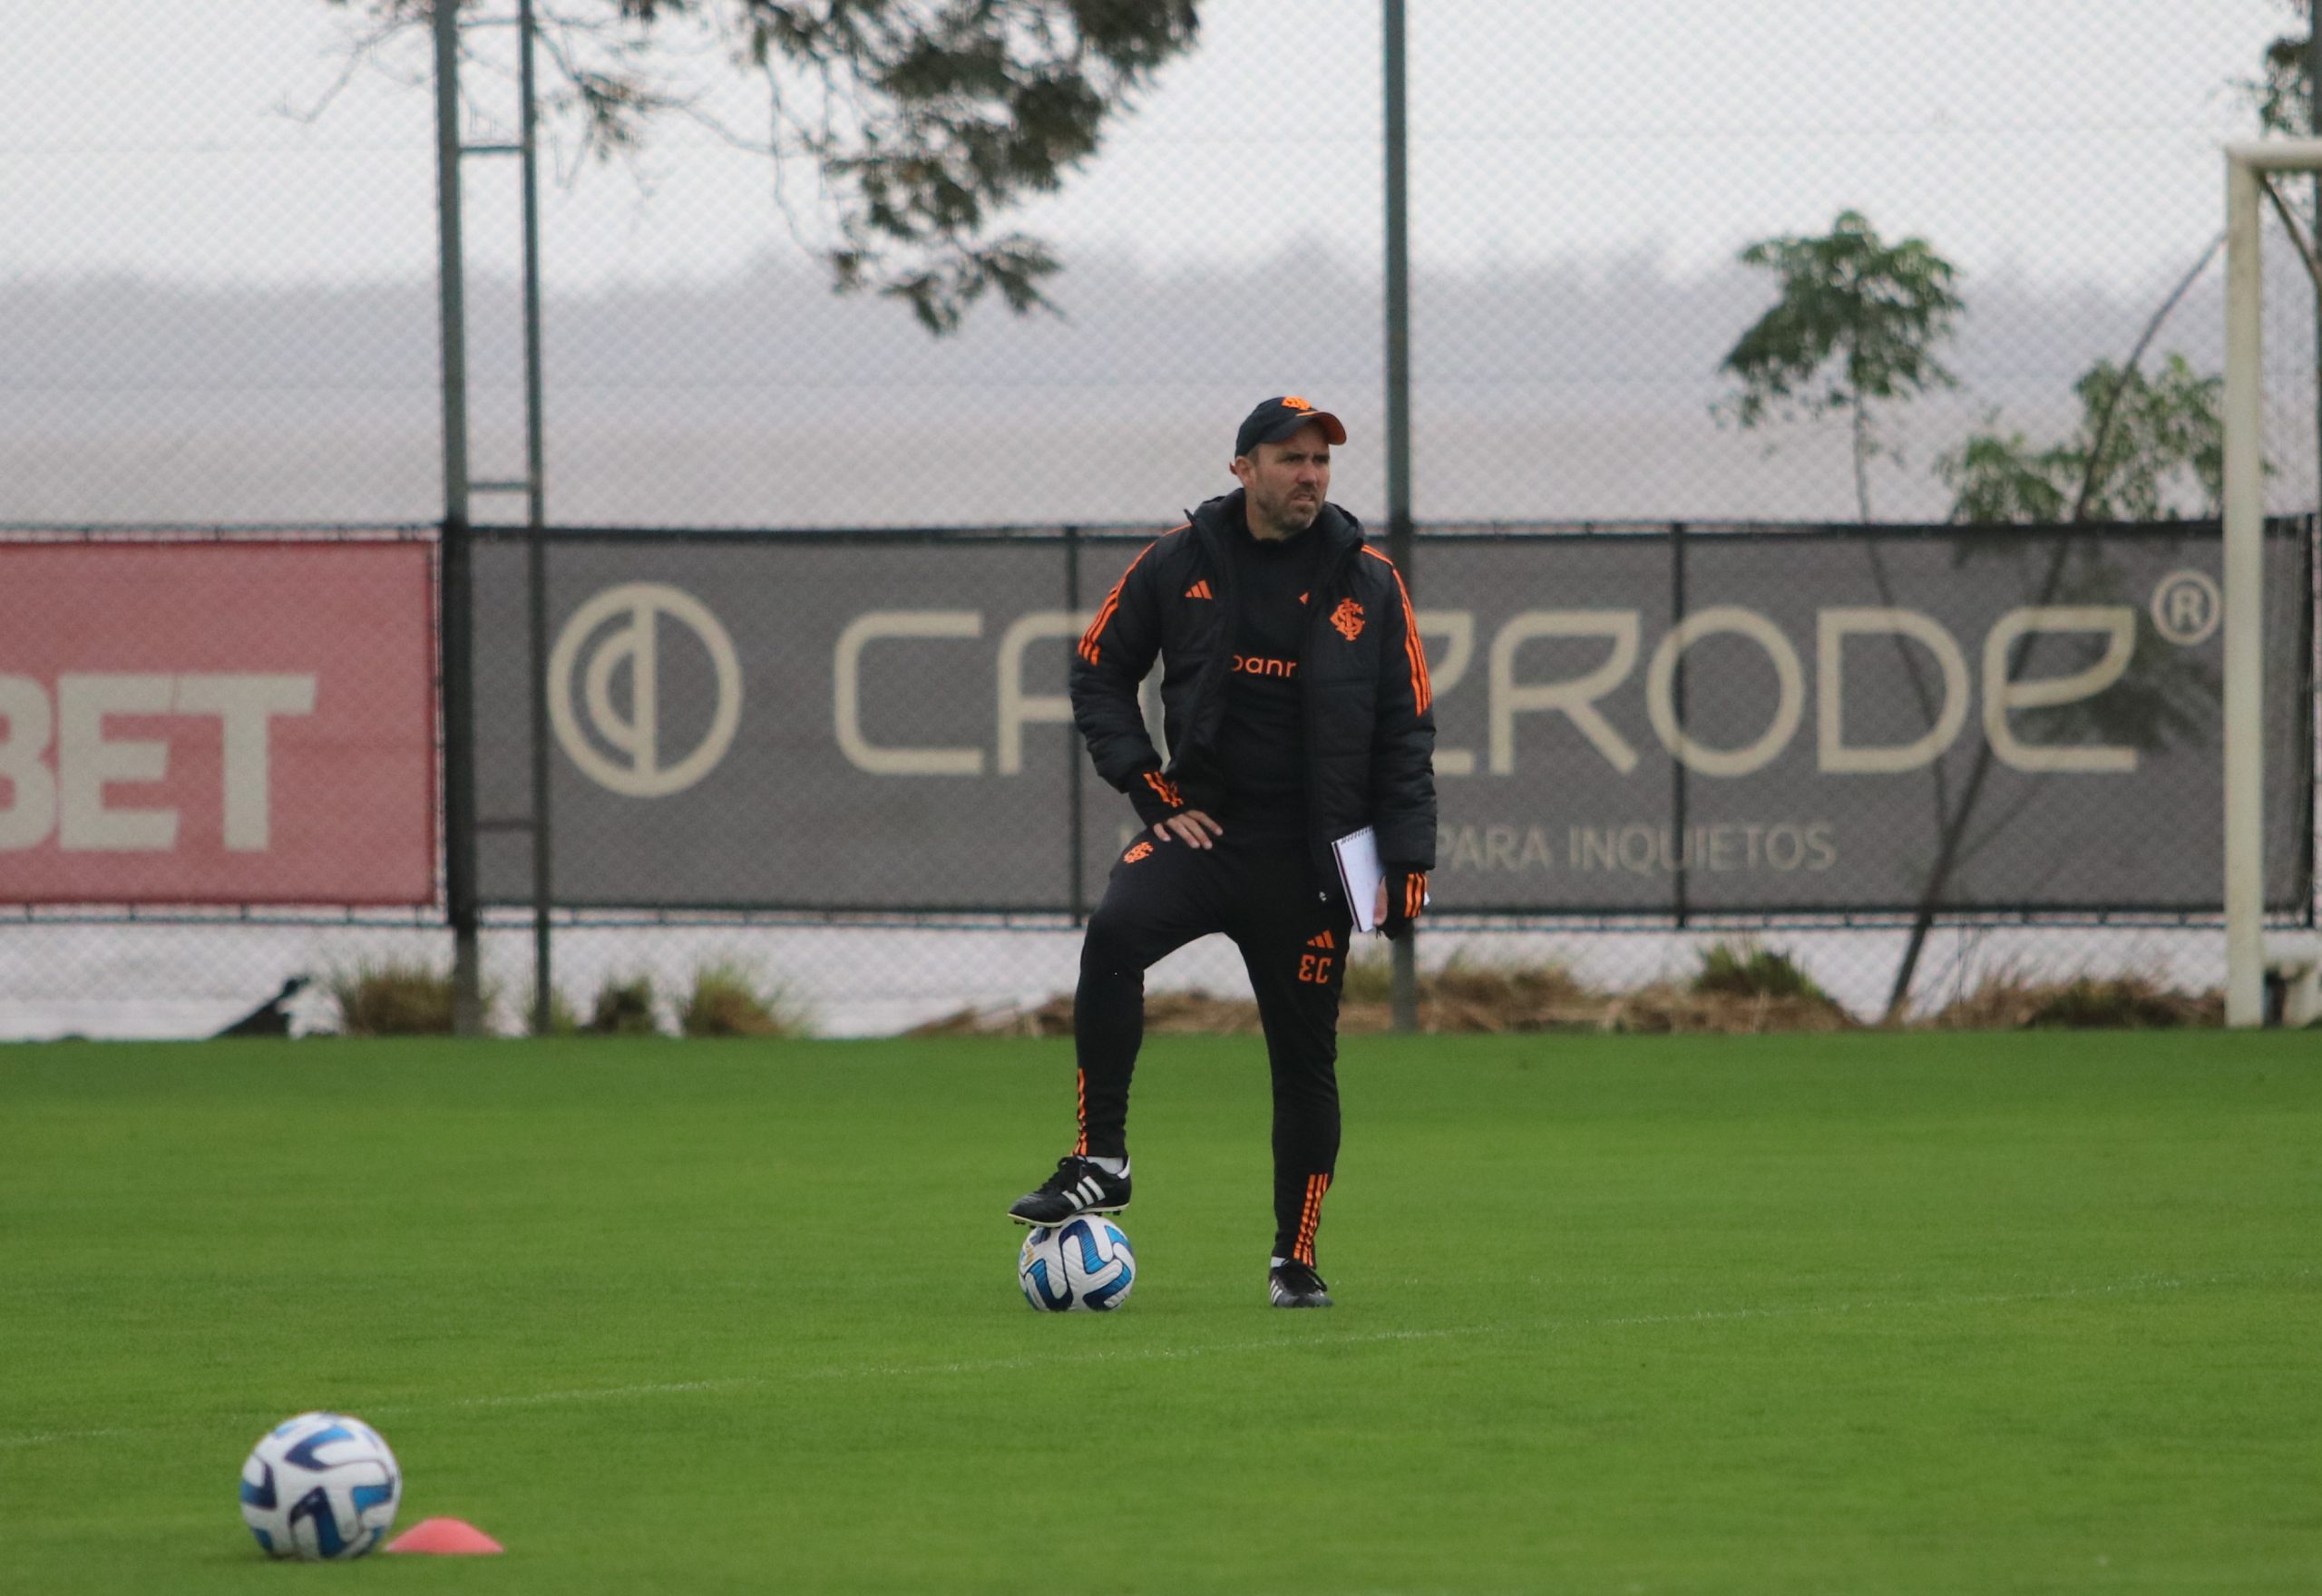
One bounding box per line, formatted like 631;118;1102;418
1076;545;1146;665
1078;529;1184;666
1361;546;1432;714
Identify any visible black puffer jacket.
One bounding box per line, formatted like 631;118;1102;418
1070;490;1437;874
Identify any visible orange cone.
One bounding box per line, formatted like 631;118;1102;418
385;1517;505;1555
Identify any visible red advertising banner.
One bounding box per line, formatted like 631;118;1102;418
0;541;436;904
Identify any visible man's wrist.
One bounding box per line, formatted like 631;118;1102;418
1129;767;1187;827
1381;863;1429;937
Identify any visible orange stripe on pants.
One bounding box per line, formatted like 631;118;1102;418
1295;1173;1331;1265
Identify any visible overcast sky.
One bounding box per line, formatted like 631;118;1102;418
0;0;2292;293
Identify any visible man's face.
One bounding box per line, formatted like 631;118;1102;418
1233;421;1332;539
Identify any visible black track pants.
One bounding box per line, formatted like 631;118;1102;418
1074;826;1355;1267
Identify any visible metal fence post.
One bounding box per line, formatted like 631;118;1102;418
518;0;553;1034
1670;521;1688;927
1066;527;1087;922
2304;515;2318;927
1382;0;1418;1034
433;0;483;1036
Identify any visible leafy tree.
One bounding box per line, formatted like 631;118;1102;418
1718;209;1964;521
2246;0;2317;135
326;0;1200;333
1940;355;2225;525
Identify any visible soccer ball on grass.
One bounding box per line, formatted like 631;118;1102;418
1019;1214;1136;1311
239;1411;402;1560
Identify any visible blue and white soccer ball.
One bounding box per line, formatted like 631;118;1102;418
1019;1214;1137;1311
239;1411;402;1560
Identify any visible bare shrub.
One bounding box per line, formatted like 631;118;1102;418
587;976;663;1036
1693;939;1829;1002
327;960;472;1036
678;961;811;1038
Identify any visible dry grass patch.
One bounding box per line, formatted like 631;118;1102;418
912;942;2232;1038
914;955;1611;1037
1920;967;2221;1030
1340;956;1606;1034
914;943;1865;1038
1602;982;1856;1035
1595;939;1855;1034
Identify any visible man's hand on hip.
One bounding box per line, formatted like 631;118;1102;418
1156;810;1224;850
1129;768;1219;848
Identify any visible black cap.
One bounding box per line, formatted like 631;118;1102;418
1234;395;1348;458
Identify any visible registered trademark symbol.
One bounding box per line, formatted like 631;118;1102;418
2149;569;2220;647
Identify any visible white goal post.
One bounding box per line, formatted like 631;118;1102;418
2224;141;2322;1026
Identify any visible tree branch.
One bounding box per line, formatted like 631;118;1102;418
316;0;1200;332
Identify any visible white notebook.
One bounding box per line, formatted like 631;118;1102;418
1332;826;1429;934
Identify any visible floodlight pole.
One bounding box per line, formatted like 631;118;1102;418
2221;140;2322;1024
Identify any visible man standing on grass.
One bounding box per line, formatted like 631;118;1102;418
1006;396;1438;1309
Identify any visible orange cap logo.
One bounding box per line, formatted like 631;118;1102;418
1282;395;1312;411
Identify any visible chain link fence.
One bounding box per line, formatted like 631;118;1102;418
3;0;2318;1036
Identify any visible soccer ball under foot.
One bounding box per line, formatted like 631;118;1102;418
239;1411;402;1560
1019;1214;1137;1311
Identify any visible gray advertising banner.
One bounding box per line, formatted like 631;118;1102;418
471;523;2313;914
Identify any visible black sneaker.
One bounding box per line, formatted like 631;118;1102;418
1007;1156;1131;1226
1269;1260;1333;1309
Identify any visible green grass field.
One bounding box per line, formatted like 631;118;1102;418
2;1031;2317;1593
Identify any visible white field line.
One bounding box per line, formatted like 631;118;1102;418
440;1378;742;1410
0;1424;138;1452
1;1267;2308;1453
